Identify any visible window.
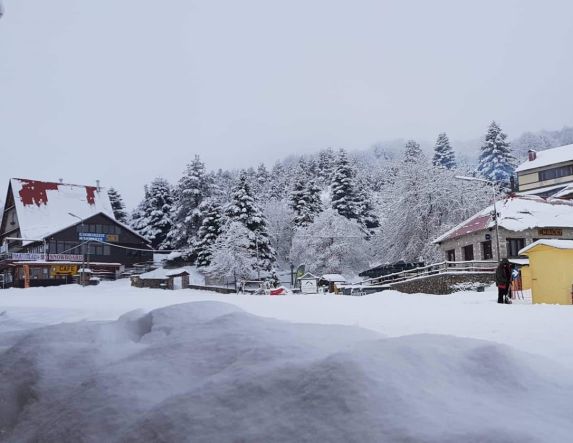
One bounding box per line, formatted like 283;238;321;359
462;244;474;261
446;249;456;261
481;241;493;260
506;238;526;258
539;164;573;182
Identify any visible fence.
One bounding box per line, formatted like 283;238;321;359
362;260;497;287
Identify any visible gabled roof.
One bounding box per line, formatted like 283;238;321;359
5;178;116;245
434;195;573;243
515;144;573;173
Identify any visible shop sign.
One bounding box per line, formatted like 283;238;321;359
538;228;563;236
11;253;84;261
51;265;78;276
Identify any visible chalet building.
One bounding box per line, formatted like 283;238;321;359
0;178;153;287
516;144;573;198
434;195;573;262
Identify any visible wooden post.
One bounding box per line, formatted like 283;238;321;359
23;264;30;289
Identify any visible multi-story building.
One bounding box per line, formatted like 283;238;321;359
0;178;153;287
516;144;573;198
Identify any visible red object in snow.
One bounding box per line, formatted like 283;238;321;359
270;288;286;296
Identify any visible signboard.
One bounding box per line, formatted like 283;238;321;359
51;265;78;276
301;278;318;294
538;228;563;236
79;233;119;242
10;253;84;261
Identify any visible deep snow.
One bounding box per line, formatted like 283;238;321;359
1;282;573;441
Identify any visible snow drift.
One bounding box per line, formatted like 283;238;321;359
0;301;572;442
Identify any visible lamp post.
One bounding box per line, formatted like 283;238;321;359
69;212;89;285
455;176;501;262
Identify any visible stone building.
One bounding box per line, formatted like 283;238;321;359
434;195;573;262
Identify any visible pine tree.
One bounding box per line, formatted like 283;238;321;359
403;140;424;164
289;159;321;227
268;162;289;200
108;187;128;223
194;199;224;268
331;149;359;220
477;121;516;187
432;133;456;169
317;148;336;182
224;172;276;272
169;155;212;249
131;178;174;249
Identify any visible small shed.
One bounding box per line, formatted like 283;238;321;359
299;272;319;294
319;274;347;293
131;267;190;290
520;240;573;305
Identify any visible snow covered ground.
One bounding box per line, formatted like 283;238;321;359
1;281;573;441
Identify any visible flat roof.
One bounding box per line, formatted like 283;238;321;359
520;239;573;255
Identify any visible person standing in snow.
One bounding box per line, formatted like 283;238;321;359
496;258;512;304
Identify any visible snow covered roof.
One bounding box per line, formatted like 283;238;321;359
515;144;573;173
139;267;191;279
434;195;573;243
520;239;573;255
7;178;115;245
320;274;346;282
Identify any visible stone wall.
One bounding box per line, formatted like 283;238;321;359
390;273;495;295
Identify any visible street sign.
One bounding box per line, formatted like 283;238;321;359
10;253;84;261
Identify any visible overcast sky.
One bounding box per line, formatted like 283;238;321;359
1;0;572;208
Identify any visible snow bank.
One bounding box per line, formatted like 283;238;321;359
1;301;572;442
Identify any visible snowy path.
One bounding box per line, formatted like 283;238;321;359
1;280;572;368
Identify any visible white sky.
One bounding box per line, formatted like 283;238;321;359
1;0;572;207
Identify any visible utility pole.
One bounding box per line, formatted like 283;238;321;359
255;233;260;281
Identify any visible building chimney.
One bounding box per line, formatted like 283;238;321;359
528;149;537;161
96;180;101;191
58;178;63;183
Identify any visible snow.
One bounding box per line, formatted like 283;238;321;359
2;281;573;440
10;178;115;245
515;143;573;172
320;273;346;282
520;239;573;254
434;195;573;243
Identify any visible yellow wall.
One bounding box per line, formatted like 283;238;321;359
520;265;532;291
525;245;573;305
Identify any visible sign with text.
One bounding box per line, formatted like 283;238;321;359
538;228;563;236
79;233;119;242
11;253;84;262
51;265;78;276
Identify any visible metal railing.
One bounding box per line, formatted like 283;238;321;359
362;260;497;287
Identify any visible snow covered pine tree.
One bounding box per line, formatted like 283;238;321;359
168;155;212;251
477;121;516;189
217;172;276;275
331;149;360;220
194;199;225;268
131;178;174;250
432;133;456;169
108;187;128;223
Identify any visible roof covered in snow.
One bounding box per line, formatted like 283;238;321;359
139;267;191;279
320;274;346;282
516;144;573;173
520;239;573;255
434;195;573;243
6;178;116;245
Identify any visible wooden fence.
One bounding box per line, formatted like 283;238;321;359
362;260;497;287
